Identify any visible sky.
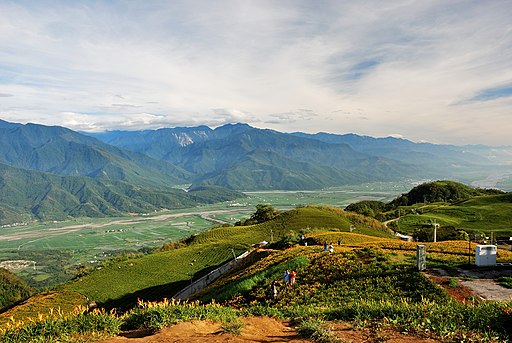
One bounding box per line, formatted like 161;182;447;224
0;0;511;145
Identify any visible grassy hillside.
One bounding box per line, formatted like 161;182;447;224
0;268;34;311
60;206;391;309
2;229;512;341
397;193;512;235
389;180;502;207
346;181;512;236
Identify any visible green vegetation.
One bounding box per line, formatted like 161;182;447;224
389;180;503;207
236;203;280;226
0;306;122;343
0;162;242;225
397;193;512;236
20;206;387;311
298;319;340;343
346;181;512;237
0;206;391;318
123;299;239;333
0;268;34;311
3;238;511;342
0;186;399;289
499;276;512;289
2;185;512;341
197;244;512;342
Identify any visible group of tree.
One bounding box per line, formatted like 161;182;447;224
235;204;280;226
388;180;503;207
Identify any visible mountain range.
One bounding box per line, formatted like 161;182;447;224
1;119;511;223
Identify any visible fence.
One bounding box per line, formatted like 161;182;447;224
173;250;250;300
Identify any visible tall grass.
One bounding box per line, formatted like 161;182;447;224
0;299;240;342
0;306;121;343
123;298;240;332
324;298;512;342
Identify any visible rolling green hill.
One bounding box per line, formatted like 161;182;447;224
389;180;502;207
3;205;512;342
397;193;512;235
345;180;512;236
62;206;392;309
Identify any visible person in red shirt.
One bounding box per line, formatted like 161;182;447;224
290;270;297;286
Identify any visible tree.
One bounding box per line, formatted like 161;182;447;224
250;204;280;224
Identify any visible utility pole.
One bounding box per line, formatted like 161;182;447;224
270;229;274;243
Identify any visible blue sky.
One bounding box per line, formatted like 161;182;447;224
0;0;511;145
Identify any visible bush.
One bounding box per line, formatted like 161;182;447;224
298;319;340;343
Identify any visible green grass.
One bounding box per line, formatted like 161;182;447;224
395;194;512;236
59;206;391;309
1;184;403;289
298;319;340;343
200;244;512;342
2;230;512;342
498;276;512;289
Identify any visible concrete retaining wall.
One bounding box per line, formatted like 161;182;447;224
173;250;250;300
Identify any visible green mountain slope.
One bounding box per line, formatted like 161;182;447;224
0;163;242;224
0;122;190;188
195;150;365;190
87;123;422;190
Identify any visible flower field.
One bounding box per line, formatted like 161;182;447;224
198;242;512;342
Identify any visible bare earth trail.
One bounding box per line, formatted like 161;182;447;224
98;317;441;343
0;209;248;243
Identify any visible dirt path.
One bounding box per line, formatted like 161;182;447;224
97;317;442;343
98;317;309;343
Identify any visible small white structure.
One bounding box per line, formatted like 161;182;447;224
475;245;497;267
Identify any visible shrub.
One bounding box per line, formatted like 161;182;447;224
298;319;340;343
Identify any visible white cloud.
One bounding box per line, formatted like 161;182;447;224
0;0;511;145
